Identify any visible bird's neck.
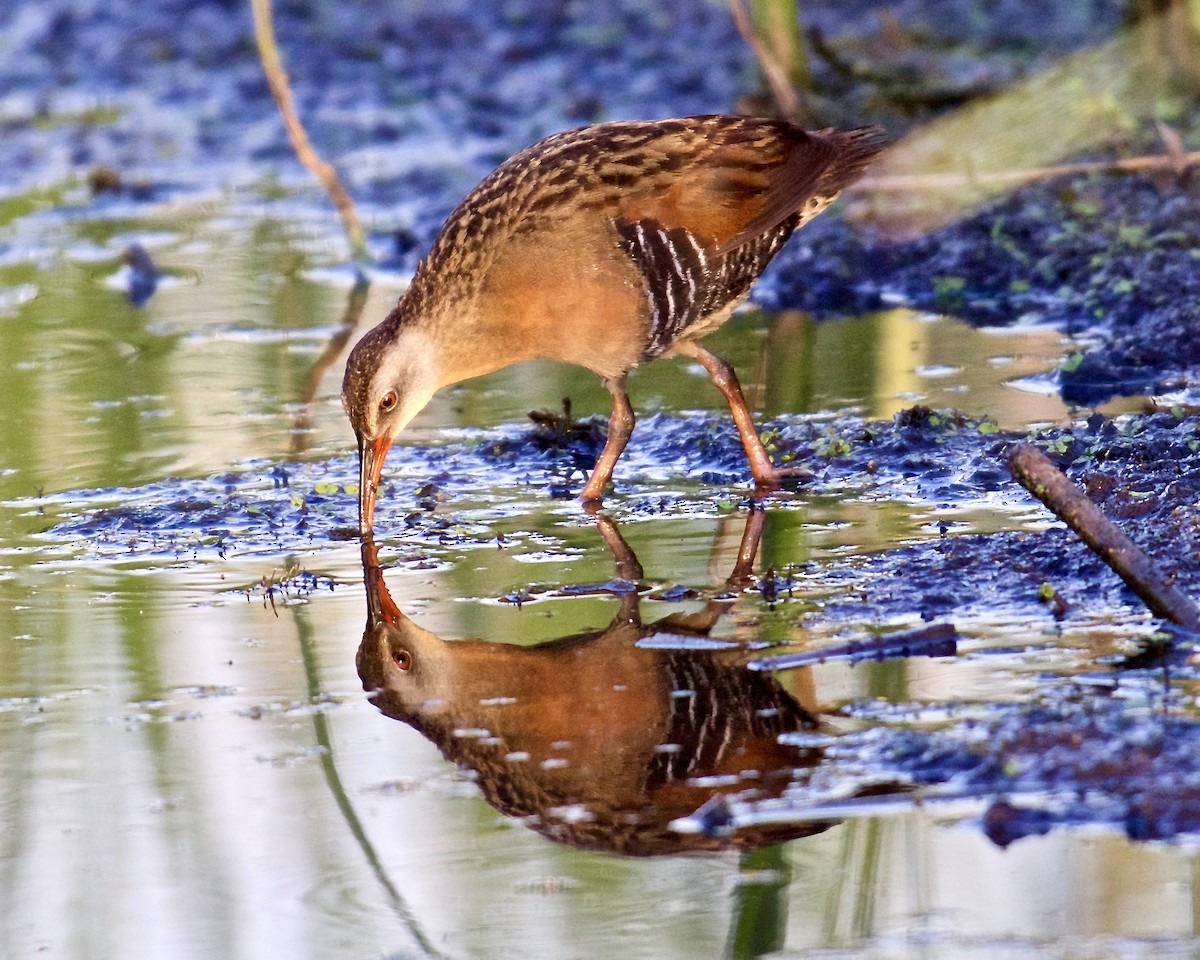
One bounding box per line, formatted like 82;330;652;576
393;265;535;389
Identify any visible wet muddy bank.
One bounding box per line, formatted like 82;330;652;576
766;168;1200;407
42;404;1200;612
730;657;1200;848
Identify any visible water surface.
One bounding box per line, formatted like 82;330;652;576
0;193;1192;960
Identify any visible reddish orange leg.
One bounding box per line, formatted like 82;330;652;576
592;512;644;626
683;342;812;491
579;374;635;503
727;501;766;588
594;512;645;582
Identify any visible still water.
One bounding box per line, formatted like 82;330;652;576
0;193;1192;959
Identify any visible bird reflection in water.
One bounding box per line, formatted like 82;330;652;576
356;509;839;855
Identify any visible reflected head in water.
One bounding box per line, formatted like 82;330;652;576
356;511;836;855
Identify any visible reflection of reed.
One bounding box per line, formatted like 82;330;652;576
727;842;792;958
356;511;836;856
289;601;446;960
288;272;370;457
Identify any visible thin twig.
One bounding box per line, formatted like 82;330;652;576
1007;443;1200;631
727;0;807;123
855;148;1200;193
251;0;369;262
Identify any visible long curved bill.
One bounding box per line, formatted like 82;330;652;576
357;434;393;535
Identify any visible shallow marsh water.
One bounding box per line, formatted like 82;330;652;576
7;0;1200;951
3;190;1199;960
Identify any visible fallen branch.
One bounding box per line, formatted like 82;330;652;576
745;622;958;671
252;0;369;262
1007;443;1200;631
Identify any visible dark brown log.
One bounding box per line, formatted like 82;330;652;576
1007;442;1200;631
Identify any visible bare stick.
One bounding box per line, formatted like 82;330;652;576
727;0;808;123
1008;442;1200;630
251;0;369;262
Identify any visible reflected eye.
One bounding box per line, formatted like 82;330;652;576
379;391;398;413
392;648;412;671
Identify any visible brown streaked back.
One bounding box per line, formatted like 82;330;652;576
405;116;885;318
392;116;885;379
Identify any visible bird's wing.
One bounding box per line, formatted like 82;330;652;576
609;118;884;256
427;118;883;372
596;120;886;355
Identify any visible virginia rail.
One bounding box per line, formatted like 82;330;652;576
342;115;885;531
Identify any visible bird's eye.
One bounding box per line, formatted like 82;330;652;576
392;648;412;671
379;391;398;413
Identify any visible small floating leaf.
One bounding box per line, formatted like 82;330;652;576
1060;352;1085;374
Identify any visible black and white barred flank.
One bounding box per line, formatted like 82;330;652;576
616;215;796;361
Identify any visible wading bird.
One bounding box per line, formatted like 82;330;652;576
342;115;884;531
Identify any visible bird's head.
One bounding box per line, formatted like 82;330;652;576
341;321;439;534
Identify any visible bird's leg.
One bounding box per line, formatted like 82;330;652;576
594;512;645;581
579;374;635;503
727;501;766;588
683;342;811;490
593;513;644;625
